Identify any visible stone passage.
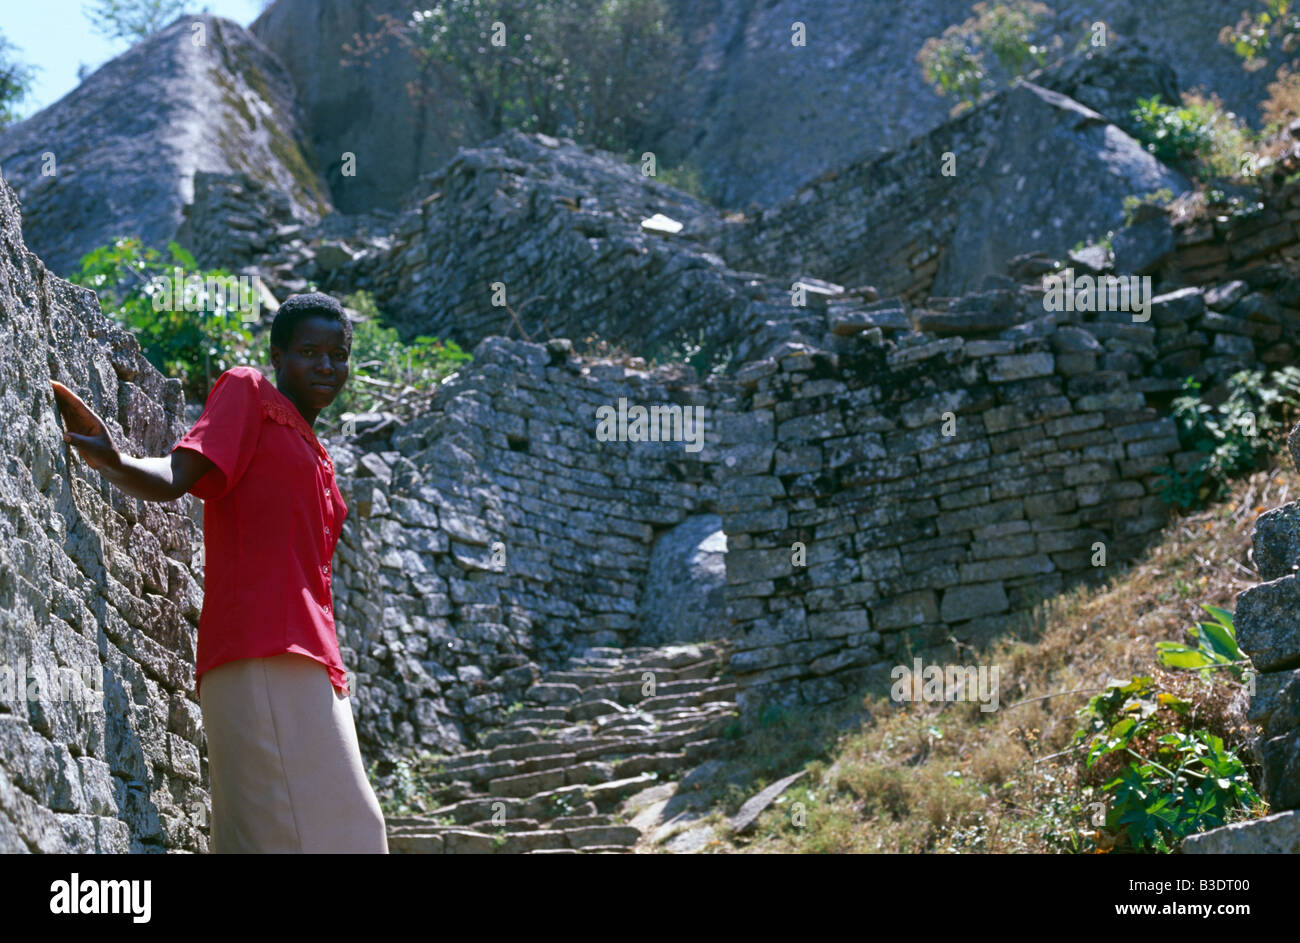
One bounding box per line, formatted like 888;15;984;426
385;642;737;853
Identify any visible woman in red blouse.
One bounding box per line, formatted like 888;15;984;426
51;292;388;854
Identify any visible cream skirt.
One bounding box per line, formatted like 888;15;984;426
198;653;389;853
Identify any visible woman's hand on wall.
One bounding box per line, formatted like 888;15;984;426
51;380;120;472
50;379;213;501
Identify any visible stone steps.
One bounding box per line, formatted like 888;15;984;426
386;641;737;853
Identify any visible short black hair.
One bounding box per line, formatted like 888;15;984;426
270;292;353;353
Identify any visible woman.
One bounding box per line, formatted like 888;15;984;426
51;292;388;854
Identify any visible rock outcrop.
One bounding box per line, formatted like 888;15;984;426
250;0;1274;215
719;78;1189;300
655;0;1273;211
0;14;330;275
250;0;484;215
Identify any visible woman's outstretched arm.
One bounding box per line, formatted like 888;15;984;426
51;380;215;502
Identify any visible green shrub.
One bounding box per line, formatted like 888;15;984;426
1129;93;1258;180
1155;368;1300;510
917;1;1058;109
329;289;471;421
1072;676;1261;852
1129;95;1218;167
1219;0;1300;70
69;238;257;400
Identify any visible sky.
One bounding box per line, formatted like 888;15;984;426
5;0;269;120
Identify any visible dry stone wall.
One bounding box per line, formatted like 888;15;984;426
323;336;738;755
0;177;208;853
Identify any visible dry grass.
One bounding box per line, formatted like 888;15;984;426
690;460;1295;854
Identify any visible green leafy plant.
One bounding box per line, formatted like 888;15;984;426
1129;95;1218;167
69;238;257;400
1219;0;1300;70
1155;368;1300;510
1072;676;1261;852
1156;605;1247;681
1130;93;1258;180
329;289;471;423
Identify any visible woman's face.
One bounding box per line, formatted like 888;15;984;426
274;314;350;409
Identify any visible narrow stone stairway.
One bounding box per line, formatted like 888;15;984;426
385;641;739;853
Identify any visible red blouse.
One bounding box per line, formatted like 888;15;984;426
170;365;349;698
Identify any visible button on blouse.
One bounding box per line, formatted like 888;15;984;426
170;365;350;698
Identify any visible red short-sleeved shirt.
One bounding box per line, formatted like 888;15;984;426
170;365;349;698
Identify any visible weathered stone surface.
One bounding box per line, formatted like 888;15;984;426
1182;810;1300;853
1111;205;1175;275
1252;502;1300;581
0;173;206;852
1235;576;1300;673
638;515;728;646
1149;287;1205;325
721;79;1188;299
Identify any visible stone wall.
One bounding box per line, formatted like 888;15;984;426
323;336;738;755
712;253;1300;719
323;237;1300;732
0;178;208;852
209;130;804;368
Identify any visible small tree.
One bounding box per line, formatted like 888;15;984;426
917;1;1060;111
344;0;686;155
82;0;206;43
0;32;38;129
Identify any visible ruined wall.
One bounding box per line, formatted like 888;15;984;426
714;264;1300;720
185;130;801;366
325;336;736;755
0;177;208;853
